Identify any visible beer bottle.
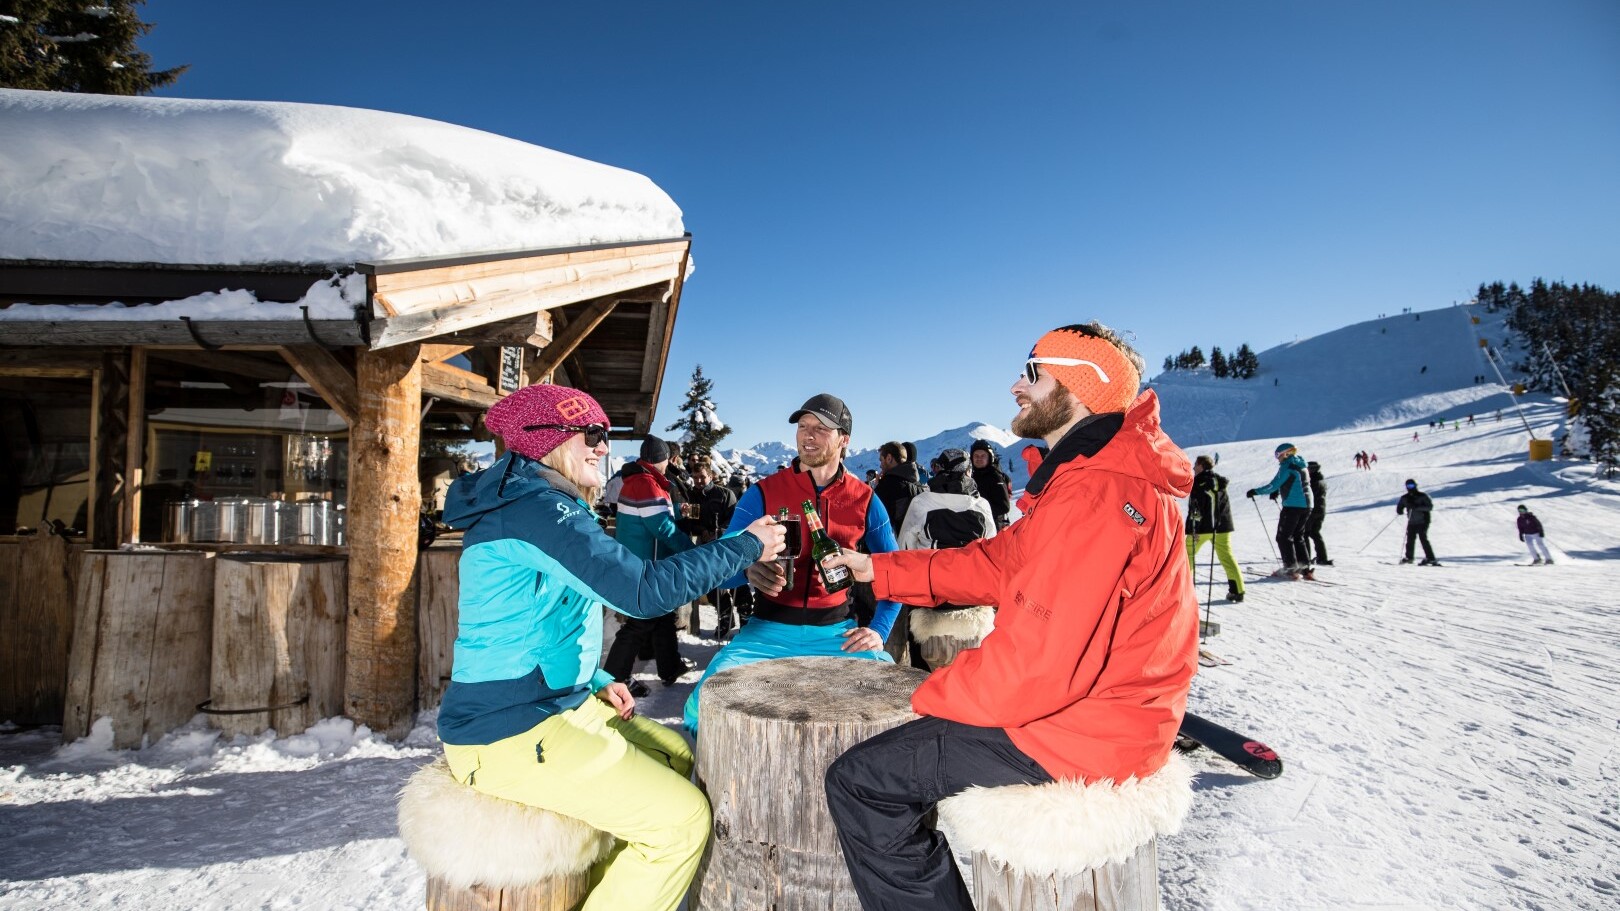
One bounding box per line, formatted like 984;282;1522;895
801;499;853;592
775;507;795;589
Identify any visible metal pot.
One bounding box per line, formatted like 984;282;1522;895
188;500;220;543
164;500;202;543
211;498;252;544
243;499;295;545
295;500;345;546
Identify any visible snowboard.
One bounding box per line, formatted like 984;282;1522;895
1178;711;1284;779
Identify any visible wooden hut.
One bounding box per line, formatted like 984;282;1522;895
0;90;690;742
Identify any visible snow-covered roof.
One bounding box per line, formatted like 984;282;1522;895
0;89;685;266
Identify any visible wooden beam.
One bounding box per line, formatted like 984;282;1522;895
369;240;689;298
122;348;147;544
0;319;365;347
0;347;108;372
280;345;360;425
91;351;131;548
421;362;499;410
370;261;680;350
345;344;423;739
148;349;295;383
419;344;474;364
527;298;618;384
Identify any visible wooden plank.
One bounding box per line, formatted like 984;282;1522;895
0;366;94;378
0;535;78;725
280;344;360;425
62;549;106;740
371;239;689;297
142;553;214;743
371;261;681;350
375;249;683;318
527;298;618;384
91;352;129;548
639;298;670;395
420;344;474;364
416;548;460;712
147;348;295;382
0;347;110;371
0;320;366;347
123;348;147;544
431;310;554;346
345;345;422;738
422;362;500;410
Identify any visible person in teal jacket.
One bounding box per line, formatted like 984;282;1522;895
437;384;784;911
1246;442;1315;579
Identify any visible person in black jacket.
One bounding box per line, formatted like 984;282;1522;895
1185;455;1244;601
874;441;924;530
1304;461;1332;566
1396;478;1439;565
969;439;1013;530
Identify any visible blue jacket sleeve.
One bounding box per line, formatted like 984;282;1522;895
515;492;762;619
863;497;901;639
1252;464;1289;497
717;486;767;589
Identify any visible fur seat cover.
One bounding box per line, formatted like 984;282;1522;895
936;752;1193;876
397;758;613;889
908;604;995;641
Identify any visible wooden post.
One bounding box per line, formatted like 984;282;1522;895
692;657;927;910
416;546;460;712
91;350;131;548
344;344;423;738
122;347;147;544
0;534;82;725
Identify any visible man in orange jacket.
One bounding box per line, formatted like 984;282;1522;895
822;322;1199;911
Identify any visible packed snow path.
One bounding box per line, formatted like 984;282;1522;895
2;399;1616;910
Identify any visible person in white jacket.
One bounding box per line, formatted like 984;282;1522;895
895;448;997;669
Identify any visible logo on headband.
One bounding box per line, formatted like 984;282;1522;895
557;396;592;421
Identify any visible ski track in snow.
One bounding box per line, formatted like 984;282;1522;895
3;315;1619;908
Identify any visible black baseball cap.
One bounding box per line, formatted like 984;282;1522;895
789;393;852;434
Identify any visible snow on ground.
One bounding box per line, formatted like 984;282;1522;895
0;89;684;266
3;306;1618;909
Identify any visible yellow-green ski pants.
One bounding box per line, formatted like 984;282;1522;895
1186;532;1244;592
442;696;709;911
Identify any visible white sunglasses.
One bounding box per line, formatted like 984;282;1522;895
1022;357;1110;385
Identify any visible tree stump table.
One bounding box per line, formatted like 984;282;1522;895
691;656;928;910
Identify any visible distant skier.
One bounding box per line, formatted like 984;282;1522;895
1304;461;1331;565
1396;479;1440;565
1186;455;1245;602
1246;443;1314;580
1516;505;1553;564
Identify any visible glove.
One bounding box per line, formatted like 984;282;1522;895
1245;489;1257;499
1269;492;1279;502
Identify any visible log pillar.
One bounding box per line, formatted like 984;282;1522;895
90;350;132;548
345;344;422;738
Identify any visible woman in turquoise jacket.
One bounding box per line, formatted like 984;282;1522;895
1246;442;1315;578
438;384;783;911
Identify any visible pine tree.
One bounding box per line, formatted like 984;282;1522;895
1;0;185;94
1185;346;1205;370
1232;343;1260;379
1210;347;1228;378
665;364;730;460
1162;355;1175;373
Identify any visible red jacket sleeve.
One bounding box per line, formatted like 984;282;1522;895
902;481;1140;728
872;525;1015;608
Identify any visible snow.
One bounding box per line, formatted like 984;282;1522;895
0;89;685;266
0;272;365;322
3;303;1618;909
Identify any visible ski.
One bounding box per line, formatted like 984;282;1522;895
1178;711;1284;779
1197;648;1231;668
1243;570;1344;587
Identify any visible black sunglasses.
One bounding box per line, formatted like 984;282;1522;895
523;423;610;447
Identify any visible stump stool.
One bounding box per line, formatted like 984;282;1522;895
936;752;1194;911
909;605;995;668
398;758;613;911
692;656;929;910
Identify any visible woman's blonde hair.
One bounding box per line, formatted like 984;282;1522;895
539;435;602;491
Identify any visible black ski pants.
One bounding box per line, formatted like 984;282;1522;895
1404;521;1436;562
1304;505;1329;562
1275;505;1312;569
602;613;684;683
824;716;1053;911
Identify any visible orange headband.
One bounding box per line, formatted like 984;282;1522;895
1030;328;1140;414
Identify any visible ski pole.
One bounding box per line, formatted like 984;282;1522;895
1203;532;1217;643
1252;497;1278;560
1357;514;1399;554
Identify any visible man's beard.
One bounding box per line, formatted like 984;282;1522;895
799;445;840;470
1011;387;1076;439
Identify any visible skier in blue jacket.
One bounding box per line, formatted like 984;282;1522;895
1247;442;1315;580
437;384;785;911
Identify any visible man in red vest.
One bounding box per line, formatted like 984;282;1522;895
682;393;900;732
821;323;1199;911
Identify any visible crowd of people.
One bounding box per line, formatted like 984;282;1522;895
425;317;1559;911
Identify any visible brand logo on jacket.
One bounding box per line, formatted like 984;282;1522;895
1123;502;1145;526
1014;590;1051;620
555;502;583;525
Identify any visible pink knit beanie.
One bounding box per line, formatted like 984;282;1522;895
484;385;609;460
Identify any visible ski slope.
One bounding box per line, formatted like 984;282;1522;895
2;306;1617;910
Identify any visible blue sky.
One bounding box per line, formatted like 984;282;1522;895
141;1;1620;451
